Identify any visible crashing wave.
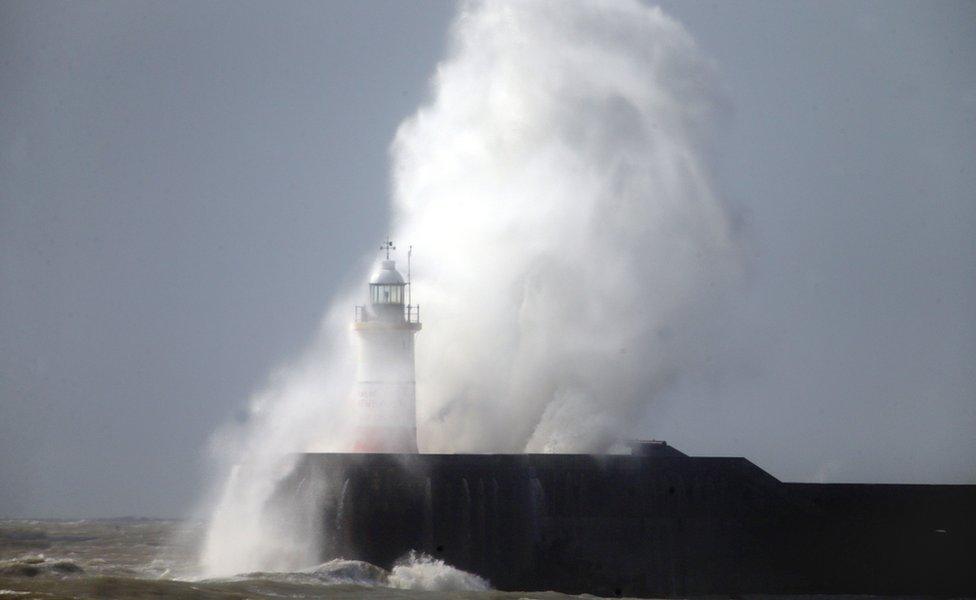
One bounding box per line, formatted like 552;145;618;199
388;551;491;591
205;552;489;592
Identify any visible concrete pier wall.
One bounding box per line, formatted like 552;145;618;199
280;453;976;597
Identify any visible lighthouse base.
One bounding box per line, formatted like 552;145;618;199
350;426;418;453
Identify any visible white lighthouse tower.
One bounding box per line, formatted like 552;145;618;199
350;239;421;453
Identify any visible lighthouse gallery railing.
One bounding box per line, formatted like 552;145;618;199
355;305;420;324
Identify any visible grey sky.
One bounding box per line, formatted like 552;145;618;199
1;1;973;518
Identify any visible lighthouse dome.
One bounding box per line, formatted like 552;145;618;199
370;260;405;285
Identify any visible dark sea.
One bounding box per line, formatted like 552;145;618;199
2;519;946;600
0;518;622;599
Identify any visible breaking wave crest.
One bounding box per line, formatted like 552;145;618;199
388;552;491;591
208;553;489;592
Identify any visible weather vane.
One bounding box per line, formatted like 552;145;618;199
381;237;395;260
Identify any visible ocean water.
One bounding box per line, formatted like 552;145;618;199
0;518;622;599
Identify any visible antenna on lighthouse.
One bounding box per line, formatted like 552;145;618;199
407;245;412;307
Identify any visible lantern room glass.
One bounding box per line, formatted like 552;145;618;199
371;283;404;305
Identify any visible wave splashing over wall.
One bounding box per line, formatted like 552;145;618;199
198;0;739;578
395;0;739;453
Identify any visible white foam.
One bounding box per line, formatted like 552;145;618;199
388;552;490;592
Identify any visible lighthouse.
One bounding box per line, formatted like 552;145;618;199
350;240;421;453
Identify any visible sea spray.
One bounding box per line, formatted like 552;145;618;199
197;314;358;575
395;0;739;452
199;456;324;575
198;0;739;577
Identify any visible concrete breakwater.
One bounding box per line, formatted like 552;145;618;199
279;450;976;597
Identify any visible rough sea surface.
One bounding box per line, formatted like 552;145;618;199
0;518;630;599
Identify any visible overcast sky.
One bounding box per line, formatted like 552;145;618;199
1;1;974;518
